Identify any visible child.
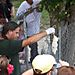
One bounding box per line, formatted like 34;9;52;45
0;55;14;75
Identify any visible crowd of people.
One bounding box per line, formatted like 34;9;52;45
22;54;75;75
0;0;75;75
0;54;73;75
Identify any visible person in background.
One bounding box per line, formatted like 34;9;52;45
0;21;55;75
6;0;15;19
0;55;14;75
16;0;42;63
0;0;15;24
0;0;15;39
57;66;75;75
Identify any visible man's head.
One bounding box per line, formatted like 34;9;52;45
26;0;33;5
2;21;21;40
32;54;57;75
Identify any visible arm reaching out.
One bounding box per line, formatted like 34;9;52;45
22;27;55;47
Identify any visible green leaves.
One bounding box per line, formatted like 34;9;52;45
40;0;74;22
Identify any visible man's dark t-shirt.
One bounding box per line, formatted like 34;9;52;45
0;40;23;75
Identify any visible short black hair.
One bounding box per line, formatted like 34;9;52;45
1;21;21;38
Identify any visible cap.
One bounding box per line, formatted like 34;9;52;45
32;54;57;74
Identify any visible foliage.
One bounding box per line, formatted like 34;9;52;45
40;0;75;22
12;0;23;8
41;10;50;26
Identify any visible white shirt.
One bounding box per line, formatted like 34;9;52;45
16;0;41;36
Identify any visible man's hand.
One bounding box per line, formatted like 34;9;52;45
45;27;55;35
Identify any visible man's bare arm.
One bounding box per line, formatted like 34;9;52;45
22;31;47;47
22;27;55;47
